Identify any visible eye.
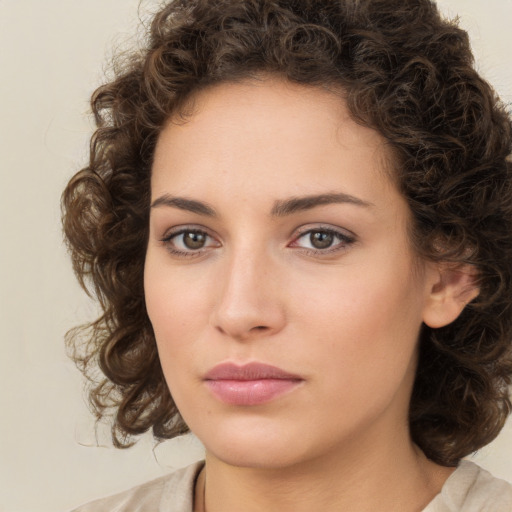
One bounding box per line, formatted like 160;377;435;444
179;231;209;250
308;231;336;249
161;228;220;256
290;227;355;254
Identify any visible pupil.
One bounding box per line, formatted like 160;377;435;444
184;232;206;249
310;231;333;249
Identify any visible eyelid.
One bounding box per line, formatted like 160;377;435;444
292;223;356;239
158;223;356;258
160;225;221;257
160;225;213;241
289;224;357;254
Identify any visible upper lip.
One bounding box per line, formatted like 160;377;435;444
204;362;303;381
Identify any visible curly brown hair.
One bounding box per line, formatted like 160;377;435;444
62;0;512;466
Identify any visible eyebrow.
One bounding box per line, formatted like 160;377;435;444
270;192;373;217
150;192;373;217
151;194;217;216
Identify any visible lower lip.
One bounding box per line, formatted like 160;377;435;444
205;379;302;405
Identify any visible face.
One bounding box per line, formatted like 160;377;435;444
145;78;437;470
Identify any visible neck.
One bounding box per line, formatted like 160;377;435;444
195;427;454;512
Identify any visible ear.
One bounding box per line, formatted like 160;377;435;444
422;263;480;329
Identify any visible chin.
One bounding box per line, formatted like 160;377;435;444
198;420;340;471
207;442;306;470
195;421;308;469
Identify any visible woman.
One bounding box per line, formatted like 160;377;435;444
63;0;512;510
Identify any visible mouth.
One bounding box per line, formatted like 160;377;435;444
203;362;304;406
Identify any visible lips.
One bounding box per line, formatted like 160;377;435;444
204;362;304;405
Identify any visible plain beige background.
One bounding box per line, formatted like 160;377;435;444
0;1;511;511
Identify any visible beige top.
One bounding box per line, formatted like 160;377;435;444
71;460;512;512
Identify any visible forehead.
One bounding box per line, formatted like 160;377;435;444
151;78;401;214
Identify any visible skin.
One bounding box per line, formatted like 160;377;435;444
145;78;475;512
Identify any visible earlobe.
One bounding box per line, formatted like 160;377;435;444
422;263;480;329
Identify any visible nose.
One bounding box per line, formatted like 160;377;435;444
210;248;286;341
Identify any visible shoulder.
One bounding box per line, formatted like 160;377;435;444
424;460;512;512
69;461;204;512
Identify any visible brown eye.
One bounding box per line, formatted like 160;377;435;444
310;231;334;249
162;228;219;256
290;226;355;254
183;231;207;249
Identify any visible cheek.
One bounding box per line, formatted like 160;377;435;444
145;247;212;325
292;259;425;383
144;255;209;364
144;261;209;411
295;284;421;434
143;255;231;421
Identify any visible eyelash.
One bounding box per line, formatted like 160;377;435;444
160;225;356;258
160;228;219;258
291;226;356;255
